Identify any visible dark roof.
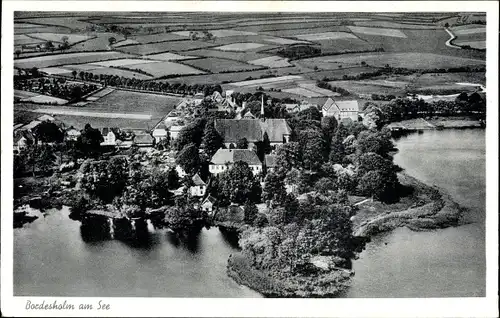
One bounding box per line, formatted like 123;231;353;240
211;149;261;166
265;154;277;168
14;130;34;143
214;119;291;143
134;133;154;145
202;195;216;205
102;128;113;136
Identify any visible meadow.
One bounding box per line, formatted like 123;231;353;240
117;40;218;55
248;56;292;68
118;61;205;77
185;49;270;62
14;51;132;69
181;57;263;73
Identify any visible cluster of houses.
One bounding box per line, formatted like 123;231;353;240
14;90;360;218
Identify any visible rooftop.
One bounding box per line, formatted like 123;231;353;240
211;149;261;166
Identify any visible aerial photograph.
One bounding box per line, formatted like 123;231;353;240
12;11;486;299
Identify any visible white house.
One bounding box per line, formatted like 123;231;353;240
152;127;168;143
100;128;117;146
65;127;81;141
175;165;187;178
322;98;359;121
190;173;207;197
13;130;34;152
209;149;262;176
201;195;217;215
169;125;184;140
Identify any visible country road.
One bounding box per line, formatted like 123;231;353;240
444;28;461;49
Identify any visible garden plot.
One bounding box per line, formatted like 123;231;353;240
214;43;268;52
14;51;132;69
118;61;205;77
27;33;93;44
89;58;157;67
295;31;358;41
181;57;262;73
39;67;73;75
113;39;140;47
173;29;258;37
348;26;407;38
248;56;291;68
144;52;198;61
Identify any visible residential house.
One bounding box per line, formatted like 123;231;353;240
65;127;81;141
100;128;117;146
201;195;217;214
322;98;359;121
190;173;207;197
175;165;187;178
214;118;292;148
13;130;34;152
169;125;185;140
134;133;154;148
209;149;262;176
264;154;277;173
152;126;168;143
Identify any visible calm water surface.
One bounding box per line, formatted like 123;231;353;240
344;129;486;297
14;129;485;297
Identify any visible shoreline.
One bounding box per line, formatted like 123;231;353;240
227;172;466;298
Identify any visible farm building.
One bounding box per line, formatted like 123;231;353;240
134;133;154;148
190;173;207;197
201;195;217;215
209;149;262;176
65;127;81;141
152;125;168;143
100;128;117;146
214;118;291;148
321;98;359;121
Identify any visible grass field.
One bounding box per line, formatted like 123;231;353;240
451;24;486;49
144;52;198;61
28;32;93;44
89;58;156;67
173;29;258;37
261;25;351;37
302;66;379;81
248;56;292;68
353;20;439;29
78;66;153;79
295;31;358;41
130;33;187;44
14;51;133;69
20;95;69;105
117;40;217;55
14;90;40;98
348;26;408;38
319;52;485;69
14;34;46;46
228;75;303;87
113;39;140;47
119;60;205;77
262;37;310;45
73;89;182;119
39;67;74;75
214;42;269;52
17;17;94;30
181;57;263;73
64;32;125;52
185;49;270;62
313;38;378;55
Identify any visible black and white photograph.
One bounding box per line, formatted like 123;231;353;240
1;1;498;317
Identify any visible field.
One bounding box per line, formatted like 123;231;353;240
68;89;182;119
348;26;408;38
117;61;206;77
18;94;69;105
130;33;186;44
353;20;440;29
181;57;263;73
14;90;39;98
117;40;218;55
451;24;486;49
76;66;153;79
309;52;485;69
302;66;379;81
144;52;198;61
262;37;310;45
27;33;93;44
214;43;269;52
113;39;140;47
185;49;270;62
39;67;76;75
295;32;358;41
64;33;126;52
89;58;157;67
14;51;132;69
14;34;46;46
248;56;292;68
173;29;258;37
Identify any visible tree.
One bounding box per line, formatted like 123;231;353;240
321;116;338;143
356;128;393;158
358;170;384;200
201;122;223;158
176;143;201;175
33;121;64;144
37;144;56;175
108;37;116;46
218;161;262;206
275;142;302;173
298;129;326;171
71;70;77;79
255;132;271;162
167;168;180;190
175;118;206;151
15;49;21;58
165;205;203;231
314;177;336;195
236;137;248;149
329;135;346;164
243;203;258;225
262;172;287;205
76;124;103;158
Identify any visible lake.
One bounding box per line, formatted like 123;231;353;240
343;129;486;297
14;129;485;298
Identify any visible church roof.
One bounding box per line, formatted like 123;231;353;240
210;149;261;166
214;119;291;143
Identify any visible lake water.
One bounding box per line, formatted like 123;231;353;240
14;129;485;298
343;129;486;297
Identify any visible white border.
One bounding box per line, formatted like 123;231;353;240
1;2;498;317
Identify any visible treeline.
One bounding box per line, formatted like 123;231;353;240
14;76;99;102
317;80;351;96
